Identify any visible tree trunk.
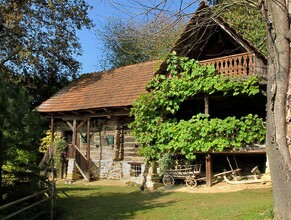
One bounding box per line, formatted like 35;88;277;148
263;0;291;218
140;161;150;191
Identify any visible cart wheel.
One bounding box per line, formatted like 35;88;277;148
185;178;197;188
163;175;174;186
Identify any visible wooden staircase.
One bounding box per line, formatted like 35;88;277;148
67;144;99;181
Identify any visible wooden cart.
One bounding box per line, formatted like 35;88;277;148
162;164;202;187
185;168;241;187
162;165;241;188
162;156;261;188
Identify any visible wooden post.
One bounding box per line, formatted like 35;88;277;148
204;94;209;115
50;181;56;220
205;95;212;187
72;120;77;146
86;118;91;181
50;116;55;180
205;154;213;187
50;116;55;158
71;119;77;159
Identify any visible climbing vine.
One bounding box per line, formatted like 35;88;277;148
129;52;265;160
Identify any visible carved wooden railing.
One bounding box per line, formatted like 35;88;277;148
199;52;255;76
68;144;90;181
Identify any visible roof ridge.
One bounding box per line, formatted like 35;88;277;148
81;59;162;76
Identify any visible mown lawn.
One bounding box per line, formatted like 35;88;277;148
56;184;273;220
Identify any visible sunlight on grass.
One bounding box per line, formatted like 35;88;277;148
56;184;273;220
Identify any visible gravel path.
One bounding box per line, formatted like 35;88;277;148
60;178;272;193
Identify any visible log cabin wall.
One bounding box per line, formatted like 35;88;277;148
55;116;145;182
254;55;267;81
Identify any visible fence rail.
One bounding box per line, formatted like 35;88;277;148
0;181;56;220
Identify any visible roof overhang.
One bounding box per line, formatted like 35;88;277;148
39;106;131;120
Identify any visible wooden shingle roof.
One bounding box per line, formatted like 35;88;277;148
172;2;266;63
36;60;161;113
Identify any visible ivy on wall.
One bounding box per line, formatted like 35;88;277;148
129;52;265;160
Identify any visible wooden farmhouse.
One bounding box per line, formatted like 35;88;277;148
37;3;268;187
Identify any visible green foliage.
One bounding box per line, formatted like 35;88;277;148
130;53;265;160
157;153;173;175
215;2;267;55
39;131;67;177
0;71;44;166
1;0;92;75
53;138;68;161
0;69;45;202
98;15;184;69
0;0;93;106
52;138;67;178
157;114;265;159
38;130;52;153
38;130;63;154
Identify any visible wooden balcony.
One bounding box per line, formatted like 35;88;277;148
199;52;266;78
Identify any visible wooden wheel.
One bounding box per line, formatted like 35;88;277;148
185;177;197;188
163;175;175;186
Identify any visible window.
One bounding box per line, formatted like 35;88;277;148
129;162;142;177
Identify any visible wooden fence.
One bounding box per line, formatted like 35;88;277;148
0;181;56;220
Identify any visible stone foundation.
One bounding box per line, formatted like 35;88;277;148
66;158;82;183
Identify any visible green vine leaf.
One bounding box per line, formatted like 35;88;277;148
130;53;265;160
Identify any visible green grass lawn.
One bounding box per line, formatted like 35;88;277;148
56;184;273;220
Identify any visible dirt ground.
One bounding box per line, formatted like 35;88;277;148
61;178;272;194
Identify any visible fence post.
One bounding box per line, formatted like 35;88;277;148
51;181;56;220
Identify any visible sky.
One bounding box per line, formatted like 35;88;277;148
75;1;200;74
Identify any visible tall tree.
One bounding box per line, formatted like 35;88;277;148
98;15;185;69
0;0;93;106
0;0;93;203
261;0;291;218
0;69;44;203
217;3;266;55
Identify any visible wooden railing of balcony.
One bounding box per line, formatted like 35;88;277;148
199;52;255;76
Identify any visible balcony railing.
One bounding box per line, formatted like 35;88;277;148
199;52;257;76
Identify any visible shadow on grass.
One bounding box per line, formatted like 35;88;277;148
56;185;175;220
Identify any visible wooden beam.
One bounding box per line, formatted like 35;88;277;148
123;107;130;111
64;119;85;132
50;115;55;180
195;148;266;155
50;116;55;158
204;94;209;115
103;108;112;119
62;115;105;120
87;118;91;181
52;110;130;119
72;120;77;146
87;109;96;114
76;120;86;131
66;121;73;131
205;154;213;187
